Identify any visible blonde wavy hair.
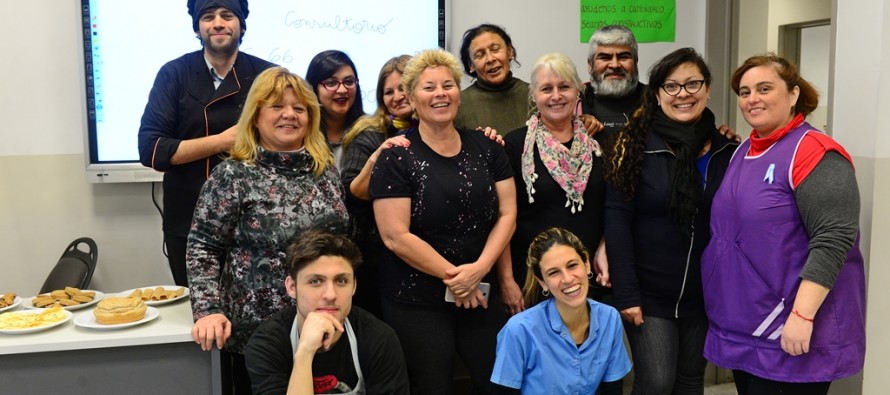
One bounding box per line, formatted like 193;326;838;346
400;49;463;99
342;54;412;149
229;67;332;176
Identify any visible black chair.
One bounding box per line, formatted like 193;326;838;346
39;237;99;294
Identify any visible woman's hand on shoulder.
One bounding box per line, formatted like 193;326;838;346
191;313;232;351
477;126;505;146
370;136;411;163
580;114;604;137
718;124;741;142
619;306;644;326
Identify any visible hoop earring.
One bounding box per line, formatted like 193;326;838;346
542;288;550;297
588;272;594;279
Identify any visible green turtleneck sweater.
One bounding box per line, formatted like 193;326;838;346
455;75;533;136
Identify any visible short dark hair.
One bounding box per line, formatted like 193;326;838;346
285;230;362;279
459;23;519;78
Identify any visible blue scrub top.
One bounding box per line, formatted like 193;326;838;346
491;298;631;393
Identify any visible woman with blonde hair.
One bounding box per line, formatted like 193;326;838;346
340;55;413;318
187;66;349;393
370;49;517;394
500;52;609;318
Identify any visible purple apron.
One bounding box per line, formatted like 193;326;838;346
701;122;865;382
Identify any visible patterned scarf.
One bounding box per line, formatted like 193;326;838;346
521;114;600;213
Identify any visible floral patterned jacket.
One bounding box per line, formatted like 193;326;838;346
186;147;348;353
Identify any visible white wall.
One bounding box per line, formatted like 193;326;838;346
833;0;890;392
735;0;890;393
447;0;706;86
0;1;172;295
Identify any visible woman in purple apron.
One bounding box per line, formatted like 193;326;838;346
702;54;866;394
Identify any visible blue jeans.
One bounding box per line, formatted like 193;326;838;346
624;315;708;395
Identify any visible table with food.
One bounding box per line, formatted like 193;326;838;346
0;286;222;394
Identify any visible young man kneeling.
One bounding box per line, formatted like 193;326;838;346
245;230;409;394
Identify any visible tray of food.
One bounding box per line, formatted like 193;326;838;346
23;287;105;311
74;297;159;330
0;293;21;313
0;307;72;334
118;286;188;306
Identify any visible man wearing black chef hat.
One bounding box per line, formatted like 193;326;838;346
136;1;274;393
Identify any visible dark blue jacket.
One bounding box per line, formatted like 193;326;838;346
137;50;274;236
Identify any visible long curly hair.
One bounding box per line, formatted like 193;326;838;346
603;48;711;198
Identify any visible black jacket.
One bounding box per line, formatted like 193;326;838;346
137;50;274;236
244;306;410;395
605;129;738;318
580;82;646;144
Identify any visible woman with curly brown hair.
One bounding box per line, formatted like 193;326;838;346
602;48;737;394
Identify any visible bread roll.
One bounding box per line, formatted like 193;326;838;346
93;297;147;325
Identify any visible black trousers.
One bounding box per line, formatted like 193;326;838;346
381;292;506;395
164;232;189;287
733;370;831;395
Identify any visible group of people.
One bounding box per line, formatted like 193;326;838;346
136;1;866;394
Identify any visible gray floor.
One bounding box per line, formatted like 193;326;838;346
623;382;738;394
705;383;738;395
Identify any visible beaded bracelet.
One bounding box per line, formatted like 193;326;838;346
791;309;814;322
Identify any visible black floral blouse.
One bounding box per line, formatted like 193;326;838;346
186;147;349;353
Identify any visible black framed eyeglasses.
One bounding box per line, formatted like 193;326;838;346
320;77;358;91
660;80;705;96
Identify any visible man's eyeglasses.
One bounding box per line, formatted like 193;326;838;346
320;77;358;91
660;80;705;96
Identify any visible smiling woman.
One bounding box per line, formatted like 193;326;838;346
306;50;366;170
602;48;739;393
369;49;517;394
500;53;608;320
455;24;533;136
186;66;349;392
491;228;631;394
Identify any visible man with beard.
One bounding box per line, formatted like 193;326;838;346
137;0;273;290
581;25;735;144
580;25;645;144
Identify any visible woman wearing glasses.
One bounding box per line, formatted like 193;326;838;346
306;50;365;169
602;48;738;394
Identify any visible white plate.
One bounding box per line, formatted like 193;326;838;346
0;296;22;313
0;309;73;334
74;306;160;330
22;290;106;311
116;286;189;306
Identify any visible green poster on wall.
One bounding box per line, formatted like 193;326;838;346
579;0;676;43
